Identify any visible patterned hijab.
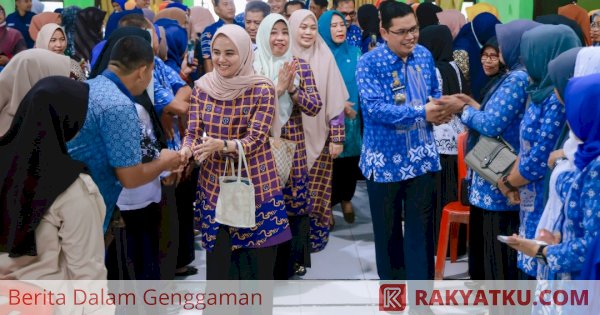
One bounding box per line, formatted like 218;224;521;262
254;14;294;129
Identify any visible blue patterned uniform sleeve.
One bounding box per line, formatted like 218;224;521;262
99;104;142;168
200;29;212;60
519;97;566;181
154;59;187;116
546;161;600;273
357;58;426;127
461;71;528;137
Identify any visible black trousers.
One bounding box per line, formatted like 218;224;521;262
468;205;523;280
273;215;311;279
366;173;435;280
106;203;161;280
331;156;362;206
174;168;198;269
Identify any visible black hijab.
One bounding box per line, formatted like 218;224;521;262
357;4;380;41
89;26;167;149
419;25;465;95
75;7;106;62
416;2;442;30
478;36;507;102
0;77;89;257
535;14;585;47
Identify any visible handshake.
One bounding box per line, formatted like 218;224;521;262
424;93;479;126
158;148;191;174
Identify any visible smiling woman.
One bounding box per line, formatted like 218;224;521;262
35;23;86;81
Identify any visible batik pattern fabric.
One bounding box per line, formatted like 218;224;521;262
281;57;323;217
356;44;441;183
183;83;291;251
460;70;528;211
545;156;600;279
517;93;566;277
346;24;362;49
309;123;345;252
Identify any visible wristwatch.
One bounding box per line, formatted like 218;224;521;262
502;175;518;191
536;244;548;264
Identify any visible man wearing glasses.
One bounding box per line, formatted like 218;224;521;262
356;1;463;286
333;0;362;48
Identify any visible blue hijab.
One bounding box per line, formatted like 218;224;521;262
318;10;359;105
564;73;600;170
113;0;127;11
521;24;581;104
453;12;500;101
495;20;542;70
166;2;188;12
154;18;188;73
548;47;582;101
105;8;144;39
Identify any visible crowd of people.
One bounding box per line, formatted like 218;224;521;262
1;0;600;295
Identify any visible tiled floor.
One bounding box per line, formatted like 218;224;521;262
186;181;469;281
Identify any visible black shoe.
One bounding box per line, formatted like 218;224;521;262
175;266;198;277
294;263;307;276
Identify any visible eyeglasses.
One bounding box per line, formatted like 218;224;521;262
340;11;356;18
481;54;499;62
592;22;600;30
387;26;419;37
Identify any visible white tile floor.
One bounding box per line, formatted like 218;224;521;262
182;181;472;314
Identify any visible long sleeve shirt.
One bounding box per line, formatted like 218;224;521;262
460;70;528;211
357;43;441;183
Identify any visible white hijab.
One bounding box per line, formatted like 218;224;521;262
253;14;295;130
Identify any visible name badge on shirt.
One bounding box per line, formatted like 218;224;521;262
391;70;406;104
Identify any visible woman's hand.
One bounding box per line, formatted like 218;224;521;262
193;136;224;163
181;53;198;78
329;142;344;159
548;149;566;169
455;93;481;110
276;61;295;97
505;234;540;258
537;229;561;245
344;102;357;119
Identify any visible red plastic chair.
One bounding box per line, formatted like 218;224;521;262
434;132;470;280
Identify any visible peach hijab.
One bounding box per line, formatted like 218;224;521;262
194;24;282;137
289;9;348;169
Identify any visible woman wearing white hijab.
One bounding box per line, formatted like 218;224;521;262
35;23;86;81
254;13;323;279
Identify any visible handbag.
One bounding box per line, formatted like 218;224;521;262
269;137;296;187
464;136;517;186
215;140;256;228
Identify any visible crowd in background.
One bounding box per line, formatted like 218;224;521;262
1;0;600;300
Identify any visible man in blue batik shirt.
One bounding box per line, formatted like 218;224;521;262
356;1;464;282
333;0;362;48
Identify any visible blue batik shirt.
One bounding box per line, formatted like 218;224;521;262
461;70;528;211
517;93;566;277
67;74;142;231
153;56;186;151
346;24;362;49
545;156;600;279
357;43;441;183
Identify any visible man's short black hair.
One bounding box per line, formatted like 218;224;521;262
245;0;270;16
109;36;154;74
118;13;151;29
333;0;354;9
380;1;414;30
213;0;222;7
313;0;328;9
285;0;304;13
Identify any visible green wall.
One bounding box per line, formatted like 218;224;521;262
479;0;534;22
63;0;94;8
1;0;13;14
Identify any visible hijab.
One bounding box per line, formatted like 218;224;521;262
114;0;127;11
154;17;188;73
189;6;215;39
105;8;143;39
564;73;600;170
558;3;592;46
574;47;600;77
465;2;499;21
319;10;360;105
74;7;106;62
535;14;585;47
478;36;506;99
547;47;582;101
0;49;71;137
90;26;151;78
195;24;278;132
155;7;187;28
35;23;64;50
437;9;466;39
28;12;61;41
0;77;88;257
419;24;462;95
289;9;348;169
357;4;379;40
495;20;542;70
254;14;294;129
521;24;581;104
453;12;500;101
416;2;442;29
166;2;188;12
61;6;82;59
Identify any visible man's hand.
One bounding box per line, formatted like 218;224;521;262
425;102;451;125
159;149;184;172
181;53;198;78
0;55;9;66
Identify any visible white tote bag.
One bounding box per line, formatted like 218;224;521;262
215;140;256;228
